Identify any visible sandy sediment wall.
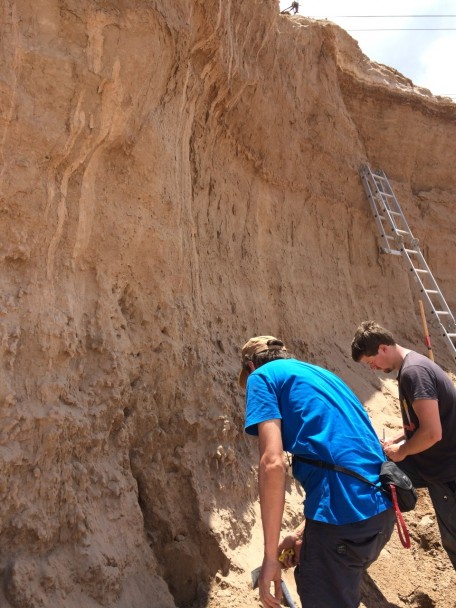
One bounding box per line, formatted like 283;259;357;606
0;1;455;606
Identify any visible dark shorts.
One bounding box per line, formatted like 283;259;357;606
294;509;395;608
399;459;456;569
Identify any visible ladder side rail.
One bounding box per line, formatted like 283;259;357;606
405;247;455;318
381;204;410;241
403;268;456;358
376;172;415;236
378;170;401;200
400;247;456;356
442;334;456;362
371;180;413;239
360;172;400;254
384;192;415;236
361;175;386;233
368;181;407;248
419;286;453;319
377;204;417;257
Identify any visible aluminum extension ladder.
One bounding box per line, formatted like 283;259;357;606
359;163;456;362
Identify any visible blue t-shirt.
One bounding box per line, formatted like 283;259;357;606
245;359;391;525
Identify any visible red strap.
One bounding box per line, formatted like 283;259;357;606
390;484;411;549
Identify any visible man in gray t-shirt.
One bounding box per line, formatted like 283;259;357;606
351;320;456;570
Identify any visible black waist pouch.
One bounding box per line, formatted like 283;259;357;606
379;461;418;513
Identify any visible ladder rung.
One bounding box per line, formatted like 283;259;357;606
404;249;418;254
434;311;450;315
381;248;401;255
394;229;409;235
447;333;456;338
378;191;393;198
424;289;439;294
389;211;401;216
415;269;429;274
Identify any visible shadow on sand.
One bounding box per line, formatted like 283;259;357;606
361;572;401;608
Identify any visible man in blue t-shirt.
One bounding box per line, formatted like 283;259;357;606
239;335;394;608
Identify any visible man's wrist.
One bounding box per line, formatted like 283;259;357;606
398;441;407;458
293;522;305;540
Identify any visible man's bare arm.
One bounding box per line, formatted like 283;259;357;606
384;399;441;461
257;419;286;608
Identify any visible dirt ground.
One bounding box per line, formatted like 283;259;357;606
206;377;456;608
207;487;456;608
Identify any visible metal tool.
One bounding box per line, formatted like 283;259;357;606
251;566;297;608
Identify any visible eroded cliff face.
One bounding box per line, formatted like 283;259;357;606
1;1;455;607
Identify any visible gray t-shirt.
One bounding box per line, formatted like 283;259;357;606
398;351;456;482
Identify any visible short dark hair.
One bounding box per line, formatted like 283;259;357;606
351;321;396;361
252;340;293;368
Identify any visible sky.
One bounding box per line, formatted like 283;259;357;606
279;1;456;100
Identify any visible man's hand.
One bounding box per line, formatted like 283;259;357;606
278;531;303;568
258;555;283;608
384;400;441;461
381;430;405;450
383;442;406;462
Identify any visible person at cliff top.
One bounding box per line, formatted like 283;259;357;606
351;320;456;570
239;335;394;608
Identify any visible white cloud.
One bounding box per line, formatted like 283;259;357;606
417;34;456;94
279;0;456;99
